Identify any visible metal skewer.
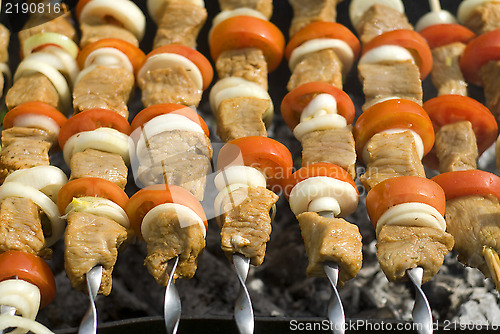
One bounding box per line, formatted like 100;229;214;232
79;265;103;334
407;267;433;334
319;211;345;334
429;0;441;12
164;256;181;334
233;253;254;334
0;305;17;334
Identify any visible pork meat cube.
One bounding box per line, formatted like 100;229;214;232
6;73;59;110
435;121;478;173
216;48;268;90
431;42;468;96
464;2;500;35
289;0;341;37
219;0;272;19
480;60;500;123
80;23;139;48
0;137;51;182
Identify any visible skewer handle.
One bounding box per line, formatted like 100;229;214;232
233;254;254;334
407;267;433;334
78;265;102;334
164;257;181;334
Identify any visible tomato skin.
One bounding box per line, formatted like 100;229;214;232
362;29;433;80
353;99;435;162
125;184;207;239
57;178;129;215
209;15;285;72
58;108;131;149
3;102;67;129
366;176;446;230
75;0;92;19
460;28;500;87
285;21;361;61
77;38;146;75
0;251;56;308
280;82;355;130
131;104;210;136
145;45;213;90
282;163;358;199
216;137;293;190
419;24;475;49
432;170;500;203
423;95;498;155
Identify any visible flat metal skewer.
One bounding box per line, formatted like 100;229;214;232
79;265;103;334
407;267;433;334
233;253;253;334
0;305;17;334
164;256;181;334
319;211;345;334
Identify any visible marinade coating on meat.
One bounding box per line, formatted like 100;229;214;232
218;186;278;266
288;49;343;91
19;12;76;47
298;212;362;285
464;2;500;35
80;23;139;48
65;212;128;295
435;121;478;173
73;66;134;119
288;0;341;37
356;4;412;45
480;60;500;123
431;42;468;97
377;225;454;283
216;48;268;90
219;0;272;19
6;73;59;110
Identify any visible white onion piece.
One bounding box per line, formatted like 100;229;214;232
457;0;500;24
138;53;203;90
214;166;267;191
0;182;64;247
214;183;249;217
142;203;206;239
293;114;347;140
13;114;60;139
289;176;358;217
41;46;79;86
74;64;98;87
349;0;405;30
209;77;272;113
300;94;338;122
307;197;341;216
147;0;205;23
135;114;204;163
63;128;133;166
22;32;79;59
14;59;71;112
4;166;67;202
210;8;267;37
415;10;457;32
376;202;446;236
362;128;424;164
359;45;414;65
84;47;133;73
0;315;54;334
0;62;12;91
80;0;146;40
0;280;40;320
64;196;129;229
289;38;354;74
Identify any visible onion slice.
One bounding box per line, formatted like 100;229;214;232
22;32;79;59
0;314;54;334
0;279;41;320
64;196;130;229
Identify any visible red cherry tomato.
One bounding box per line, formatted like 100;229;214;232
420;24;475;49
432;170;500;203
4;102;67;129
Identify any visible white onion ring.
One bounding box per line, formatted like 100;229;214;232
64;196;129;229
0;279;40;321
12;114;60;140
0;314;53;334
22;32;79;59
214;166;266;191
84;47;133;73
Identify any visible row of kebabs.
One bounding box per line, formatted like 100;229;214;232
1;0;500;331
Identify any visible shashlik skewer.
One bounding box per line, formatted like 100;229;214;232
215;136;291;334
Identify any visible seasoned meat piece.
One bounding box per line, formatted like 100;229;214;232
137;130;212;200
2;126;55;146
480;60;500;123
445;195;500;278
289;0;341;37
73;66;134;119
464;2;500;35
360;131;425;191
0;75;4;100
431;42;468;96
65;212;127;295
144;208;205;285
288;49;343;91
216;96;269;142
154;1;207;49
0;137;51;182
300;127;356;179
0;24;10;64
6;73;59;110
19;13;76;47
358;60;422;110
80;23;139;48
219;0;272;19
0;197;51;258
377;225;454;283
70;149;128;189
218;186;278;266
139;67;202;107
435;121;478;173
216;48;268;90
298;212;362;285
356;4;413;45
